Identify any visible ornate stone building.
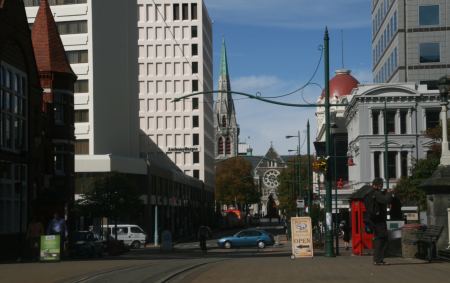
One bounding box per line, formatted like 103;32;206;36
214;39;239;160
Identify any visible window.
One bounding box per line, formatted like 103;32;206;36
191;3;197;20
191;44;198;56
387;151;397;179
419;5;439;26
54;145;65;175
193;133;199;146
372;110;380;134
74;109;89;122
193;170;199;179
218;137;223;154
420;43;440;63
426;109;440;129
225;137;231;154
192;115;199;127
74;80;88;93
401;151;408;177
75;139;89;155
400;110;407;134
66;50;88;64
193;151;199;164
192;80;198;91
191;26;198;38
130;227;143;233
420;80;439;90
192;62;198;74
173;4;179;20
386;110;396;134
0;64;27;152
192;97;199;110
182;3;188;20
221;116;226;127
374;152;381;178
53;92;64;124
57;20;87;35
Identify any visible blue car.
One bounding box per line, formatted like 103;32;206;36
217;229;274;249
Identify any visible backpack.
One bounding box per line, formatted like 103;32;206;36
363;190;379;233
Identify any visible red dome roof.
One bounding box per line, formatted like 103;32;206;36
321;69;359;98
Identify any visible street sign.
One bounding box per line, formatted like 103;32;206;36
296;199;305;208
290;217;313;259
40;235;60;262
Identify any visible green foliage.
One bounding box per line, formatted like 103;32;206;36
277;155;311;217
75;172;143;220
394;157;440;209
215;157;260;206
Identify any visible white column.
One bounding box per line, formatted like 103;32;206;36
380;110;385;135
441;104;450;165
396;151;401;179
407;108;412;134
395;109;400;134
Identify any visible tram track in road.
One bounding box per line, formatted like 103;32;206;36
157;258;228;283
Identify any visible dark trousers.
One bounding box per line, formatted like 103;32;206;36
373;222;388;263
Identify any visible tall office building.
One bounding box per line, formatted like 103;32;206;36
372;0;450;87
214;39;239;161
26;0;145;175
137;0;214;190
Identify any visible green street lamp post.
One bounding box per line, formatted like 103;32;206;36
307;120;312;214
324;27;335;257
287;131;302;216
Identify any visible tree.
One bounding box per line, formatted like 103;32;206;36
277;155;310;217
215;157;260;208
75;172;144;237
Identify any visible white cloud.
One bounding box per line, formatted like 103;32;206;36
205;0;370;30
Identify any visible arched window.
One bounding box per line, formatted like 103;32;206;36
225;137;231;154
218;137;224;154
222;116;226;127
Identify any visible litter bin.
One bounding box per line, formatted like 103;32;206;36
401;224;422;258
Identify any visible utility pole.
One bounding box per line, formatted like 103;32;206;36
307;120;312;214
324;27;335;257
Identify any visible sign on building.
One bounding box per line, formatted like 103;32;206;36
290;217;313;258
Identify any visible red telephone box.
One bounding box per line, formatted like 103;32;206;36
350;186;374;255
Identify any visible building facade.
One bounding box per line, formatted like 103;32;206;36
0;0;44;259
372;0;450;87
345;83;441;190
137;0;215;191
214;39;239;160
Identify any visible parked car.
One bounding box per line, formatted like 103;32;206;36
217;229;274;249
69;231;104;258
102;224;147;249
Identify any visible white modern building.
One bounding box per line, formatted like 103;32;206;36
25;0;145;175
372;0;450;87
137;0;214;191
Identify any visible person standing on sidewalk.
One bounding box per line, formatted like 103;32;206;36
198;225;212;254
27;216;44;260
368;178;393;265
46;213;67;256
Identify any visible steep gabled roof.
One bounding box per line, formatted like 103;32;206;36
31;0;75;76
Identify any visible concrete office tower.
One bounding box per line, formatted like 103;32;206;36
137;0;214;190
372;0;450;87
26;0;144;175
214;39;240;161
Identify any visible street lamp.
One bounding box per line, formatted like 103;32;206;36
287;131;302;216
438;76;450;165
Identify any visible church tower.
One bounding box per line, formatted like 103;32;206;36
214;39;239;160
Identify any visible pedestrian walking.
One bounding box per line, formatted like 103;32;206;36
46;212;67;256
27;216;44;260
197;225;212;254
340;220;351;251
364;178;393;265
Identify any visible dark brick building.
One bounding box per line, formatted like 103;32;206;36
0;0;44;260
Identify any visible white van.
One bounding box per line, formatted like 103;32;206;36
102;224;147;248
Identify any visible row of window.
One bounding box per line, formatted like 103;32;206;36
57;20;87;35
24;0;86;6
0;65;27;152
372;0;393;36
137;3;198;23
373;151;408;180
373;11;397;66
139;79;199;95
164;151;200;166
66;50;88;64
217;137;232;155
371;108;440;135
141;115;199;130
139;97;198;113
138;61;198;78
139;25;198;42
145;133;200;149
374;47;397;83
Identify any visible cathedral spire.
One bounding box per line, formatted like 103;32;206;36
220;38;229;79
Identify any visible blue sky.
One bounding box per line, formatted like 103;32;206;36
204;0;373;156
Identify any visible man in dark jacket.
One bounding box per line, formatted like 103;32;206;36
370;178;393;265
